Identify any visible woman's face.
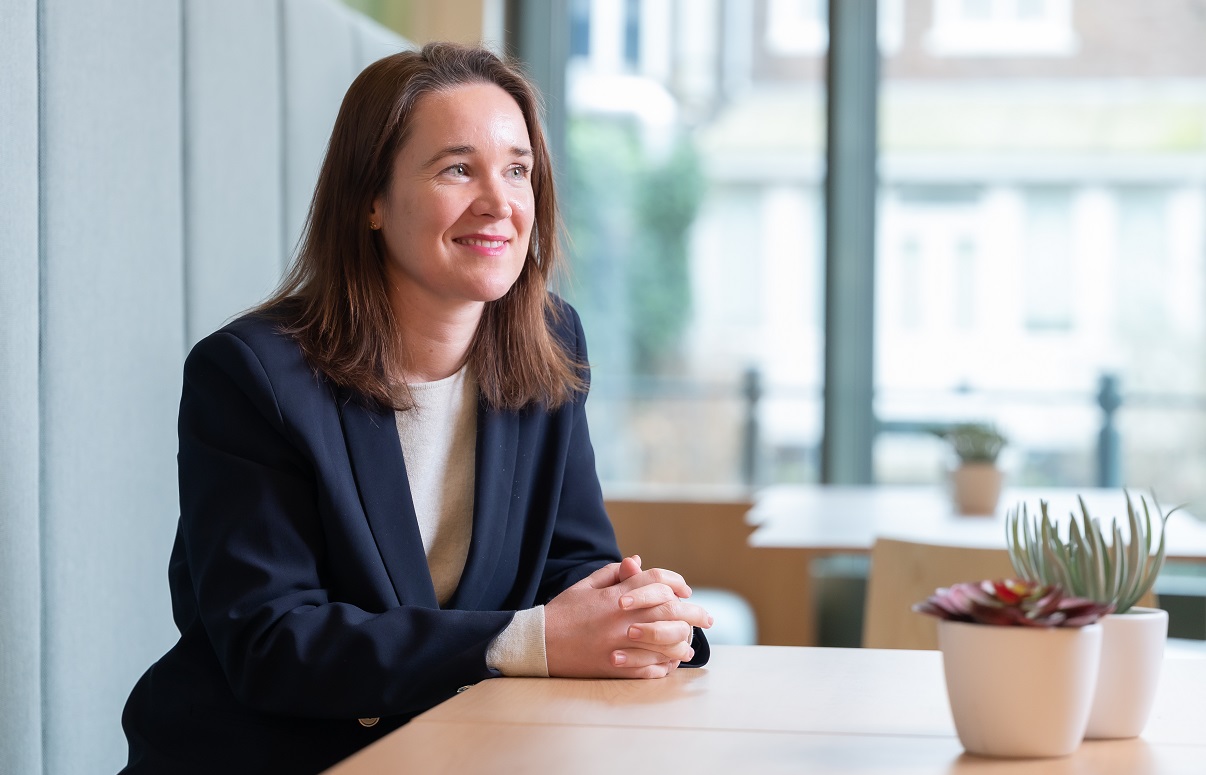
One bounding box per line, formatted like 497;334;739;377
372;82;535;317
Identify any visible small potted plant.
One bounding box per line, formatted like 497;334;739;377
932;423;1007;515
1006;492;1172;739
915;579;1112;758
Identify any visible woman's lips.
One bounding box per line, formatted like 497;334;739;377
454;235;509;256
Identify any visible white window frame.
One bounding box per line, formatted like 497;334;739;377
765;0;906;57
926;0;1079;58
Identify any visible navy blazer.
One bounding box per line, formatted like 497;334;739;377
120;302;708;774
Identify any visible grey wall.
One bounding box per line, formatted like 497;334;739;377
0;1;407;772
0;0;44;772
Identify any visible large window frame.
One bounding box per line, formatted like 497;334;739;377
507;0;881;484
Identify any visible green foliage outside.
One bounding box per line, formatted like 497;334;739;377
565;117;703;374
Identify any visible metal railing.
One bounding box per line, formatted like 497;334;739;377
591;369;1206;489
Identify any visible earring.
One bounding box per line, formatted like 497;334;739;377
370;221;380;230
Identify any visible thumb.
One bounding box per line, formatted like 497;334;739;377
577;555;642;589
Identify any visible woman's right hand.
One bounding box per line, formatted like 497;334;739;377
544;556;713;679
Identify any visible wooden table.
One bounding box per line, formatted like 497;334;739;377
324;645;1206;774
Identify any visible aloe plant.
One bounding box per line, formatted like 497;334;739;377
1006;493;1172;614
931;423;1007;464
914;579;1113;627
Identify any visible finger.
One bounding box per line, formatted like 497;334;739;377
632;660;680;680
577;560;624;589
628;636;695;663
642;600;712;629
627;620;694;647
678;601;713;629
618;582;678;611
616;568;691;599
615;555;642;582
611;648;691;670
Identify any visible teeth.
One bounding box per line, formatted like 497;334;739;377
458;238;505;248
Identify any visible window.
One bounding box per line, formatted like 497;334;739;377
765;0;906;58
565;0;825;486
926;0;1078;57
880;0;1206;504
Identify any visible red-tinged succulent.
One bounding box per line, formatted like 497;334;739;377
913;579;1114;628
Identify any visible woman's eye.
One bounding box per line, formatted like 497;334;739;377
508;165;529;179
446;163;467;176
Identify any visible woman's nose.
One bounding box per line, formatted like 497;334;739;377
471;177;513;219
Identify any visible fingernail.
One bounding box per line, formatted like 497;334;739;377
620;595;634;609
632;554;641;564
687;648;695;660
612;651;626;666
707;616;714;627
628;625;642;639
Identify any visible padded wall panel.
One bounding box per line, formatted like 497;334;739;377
352;12;410;71
0;1;43;773
39;1;185;771
184;0;285;345
282;0;359;265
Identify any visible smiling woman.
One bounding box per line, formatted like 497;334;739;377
371;82;535;383
117;43;711;774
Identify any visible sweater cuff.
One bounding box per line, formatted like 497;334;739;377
485;605;549;677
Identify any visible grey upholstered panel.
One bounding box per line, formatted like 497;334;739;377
0;2;44;773
352;10;412;71
39;1;185;772
183;0;285;345
282;0;360;263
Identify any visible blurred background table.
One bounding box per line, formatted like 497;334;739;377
748;485;1206;556
325;645;1206;774
606;486;1206;647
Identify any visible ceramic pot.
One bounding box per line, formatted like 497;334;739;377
1085;607;1168;739
938;620;1102;758
950;463;1003;515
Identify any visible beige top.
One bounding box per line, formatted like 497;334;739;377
394;367;546;677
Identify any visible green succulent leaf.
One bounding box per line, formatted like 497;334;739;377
1005;491;1169;613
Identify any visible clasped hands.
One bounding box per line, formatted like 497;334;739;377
545;555;713;679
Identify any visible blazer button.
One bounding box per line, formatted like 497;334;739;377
456;685;472;694
358;717;380;728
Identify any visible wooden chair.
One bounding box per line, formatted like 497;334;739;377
605;496;815;646
862;537;1158;650
863;538;1025;650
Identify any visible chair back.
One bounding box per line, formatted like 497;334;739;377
862;536;1159;650
863;538;1018;650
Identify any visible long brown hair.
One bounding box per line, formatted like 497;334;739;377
257;42;582;411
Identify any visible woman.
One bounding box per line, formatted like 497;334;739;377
120;42;711;773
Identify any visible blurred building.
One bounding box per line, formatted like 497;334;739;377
566;0;1206;500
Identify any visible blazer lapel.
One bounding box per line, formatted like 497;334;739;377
445;399;518;610
338;390;438;608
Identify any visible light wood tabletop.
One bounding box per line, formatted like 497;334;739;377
323;645;1206;774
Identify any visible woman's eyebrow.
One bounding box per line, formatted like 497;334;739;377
422;145;474;168
422;144;534;168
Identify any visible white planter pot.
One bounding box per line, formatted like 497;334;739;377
938;620;1102;758
1085;607;1168;739
949;463;1003;515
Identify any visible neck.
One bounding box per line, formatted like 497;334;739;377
389;294;484;384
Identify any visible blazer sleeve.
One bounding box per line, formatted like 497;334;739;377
537;304;710;668
176;330;512;720
535;304;623;601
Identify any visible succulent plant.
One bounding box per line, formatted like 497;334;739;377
931;423;1007;464
914;579;1114;628
1006;492;1172;614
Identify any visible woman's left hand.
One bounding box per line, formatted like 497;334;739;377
611;555;708;666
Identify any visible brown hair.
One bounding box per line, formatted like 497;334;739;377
257;42;582;411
